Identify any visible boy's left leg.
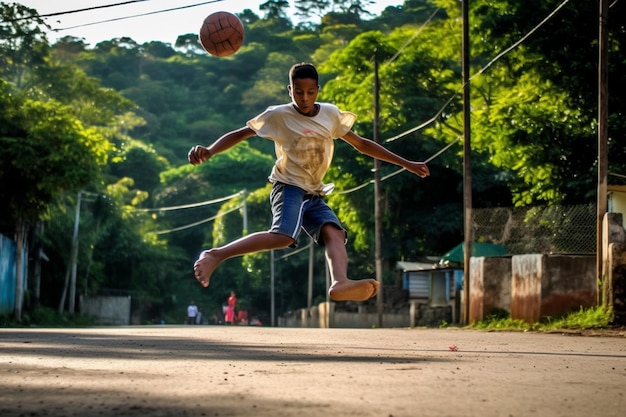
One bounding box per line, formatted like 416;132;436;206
194;231;294;287
321;224;379;302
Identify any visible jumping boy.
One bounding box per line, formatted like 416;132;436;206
188;62;430;302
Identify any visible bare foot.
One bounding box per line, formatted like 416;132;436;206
328;279;379;302
193;250;220;288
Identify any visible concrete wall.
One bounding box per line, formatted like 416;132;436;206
606;243;626;323
331;310;409;328
80;295;131;325
603;212;626;324
468;254;597;323
540;255;597;317
279;302;410;328
510;254;596;323
469;256;512;323
510;254;544;322
410;302;452;327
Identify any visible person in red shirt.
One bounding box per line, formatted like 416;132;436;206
225;291;237;325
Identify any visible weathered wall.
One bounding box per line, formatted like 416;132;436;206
606;242;626;324
541;255;596;318
80;295;131;325
510;255;596;323
603;213;626;325
469;256;512;323
279;302;410;328
510;254;544;322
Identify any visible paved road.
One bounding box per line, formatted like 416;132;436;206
1;326;625;417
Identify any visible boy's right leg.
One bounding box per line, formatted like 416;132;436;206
321;225;379;301
194;231;294;287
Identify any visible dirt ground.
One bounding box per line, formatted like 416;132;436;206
1;326;625;417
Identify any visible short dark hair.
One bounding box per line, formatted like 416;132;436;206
289;62;318;84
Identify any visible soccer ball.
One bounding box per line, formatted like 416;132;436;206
198;11;244;57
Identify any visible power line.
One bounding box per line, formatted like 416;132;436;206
336;138;460;195
385;0;572;144
135;190;244;212
51;1;225;32
154;204;242;235
6;1;225;28
385;7;441;66
5;0;150;22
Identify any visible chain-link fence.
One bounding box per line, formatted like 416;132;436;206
472;204;597;255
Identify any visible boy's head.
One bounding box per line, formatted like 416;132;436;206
288;62;320;116
289;62;318;85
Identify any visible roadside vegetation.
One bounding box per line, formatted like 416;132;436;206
470;306;614;332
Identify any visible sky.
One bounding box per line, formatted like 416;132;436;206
17;0;404;46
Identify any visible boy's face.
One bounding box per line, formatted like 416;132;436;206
288;77;319;116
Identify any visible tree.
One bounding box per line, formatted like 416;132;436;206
294;0;331;20
260;0;291;20
0;82;111;319
0;2;49;89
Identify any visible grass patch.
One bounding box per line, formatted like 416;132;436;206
470;306;612;332
1;306;96;328
541;306;612;330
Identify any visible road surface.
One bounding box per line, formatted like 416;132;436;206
1;326;625;417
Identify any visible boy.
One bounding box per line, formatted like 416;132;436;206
188;62;429;302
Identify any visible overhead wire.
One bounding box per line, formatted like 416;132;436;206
135;190;243;212
4;0;150;22
384;7;441;65
4;1;226;29
153;204;242;235
336;138;460;195
386;0;573;144
51;0;225;32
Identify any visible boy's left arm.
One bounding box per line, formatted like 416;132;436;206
341;131;430;178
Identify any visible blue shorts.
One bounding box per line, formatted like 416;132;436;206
269;182;346;247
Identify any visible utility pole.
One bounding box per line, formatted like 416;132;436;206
69;191;82;314
270;249;275;326
373;52;384;328
597;0;609;304
461;0;473;324
308;239;314;310
241;189;248;235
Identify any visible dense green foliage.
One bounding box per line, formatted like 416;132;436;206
1;0;624;324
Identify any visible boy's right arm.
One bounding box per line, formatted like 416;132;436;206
188;126;256;165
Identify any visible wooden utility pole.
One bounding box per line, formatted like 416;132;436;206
597;0;609;303
308;239;314;310
69;191;82;314
270;249;275;326
462;0;472;324
373;52;384;328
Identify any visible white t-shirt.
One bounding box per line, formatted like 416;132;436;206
187;304;198;317
247;103;356;194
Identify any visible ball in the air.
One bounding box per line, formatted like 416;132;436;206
198;11;244;57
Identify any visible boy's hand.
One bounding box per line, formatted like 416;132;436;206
188;145;211;165
407;162;430;178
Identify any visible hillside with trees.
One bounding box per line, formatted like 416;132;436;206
1;0;624;324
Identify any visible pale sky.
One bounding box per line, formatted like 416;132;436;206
17;0;404;46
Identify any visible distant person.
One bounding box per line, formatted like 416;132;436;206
195;308;203;325
188;62;429;302
225;291;237;325
237;309;248;325
187;300;199;325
